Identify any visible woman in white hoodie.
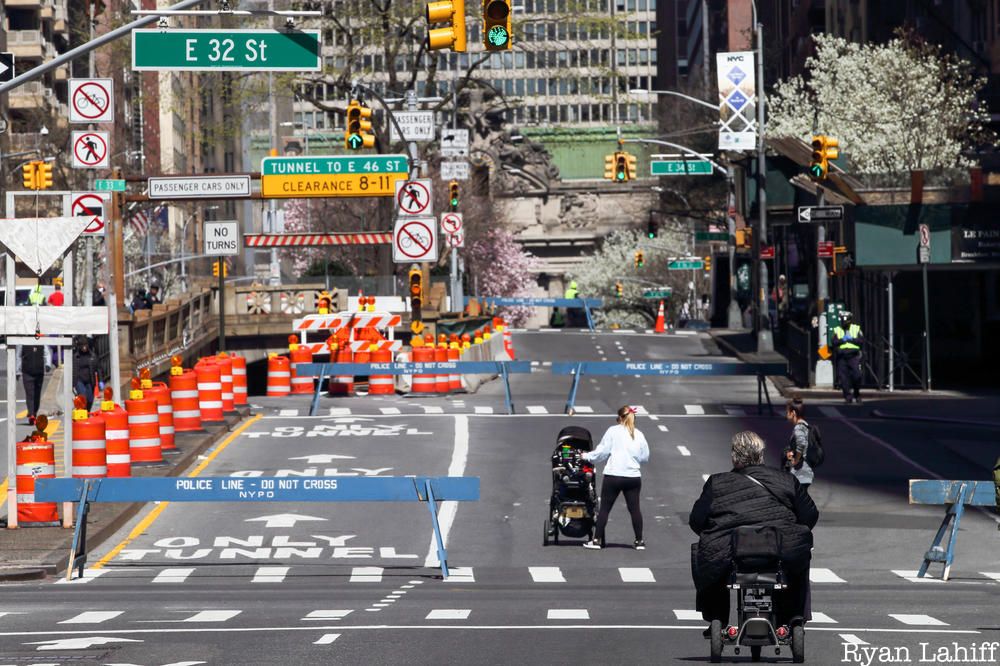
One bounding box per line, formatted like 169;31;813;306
582;405;651;550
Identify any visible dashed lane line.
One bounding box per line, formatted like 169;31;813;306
676;446;691;456
889;614;948;626
252;566;289;583
427;610;471;620
683;405;705;415
529;567;566;583
303;610;353;621
547;609;589;620
811;568;847;584
152;568;195;584
314;633;341;645
349;567;384;583
58;611;124;625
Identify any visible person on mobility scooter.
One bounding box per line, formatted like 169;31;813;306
689;431;819;663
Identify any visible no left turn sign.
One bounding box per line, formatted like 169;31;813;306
393;216;438;263
69;192;110;236
395;179;432;216
69;78;114;123
440;212;463;234
71;131;109;169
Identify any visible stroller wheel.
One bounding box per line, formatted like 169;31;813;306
543;520;550;547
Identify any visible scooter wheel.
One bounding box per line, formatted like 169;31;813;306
709;619;723;663
543;520;550;547
791;625;805;663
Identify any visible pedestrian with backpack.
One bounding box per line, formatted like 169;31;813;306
783;398;823;492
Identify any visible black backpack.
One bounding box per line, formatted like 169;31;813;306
805;424;825;468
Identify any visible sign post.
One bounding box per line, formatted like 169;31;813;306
205;221;239;351
918;223;932;390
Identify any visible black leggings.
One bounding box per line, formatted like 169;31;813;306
594;474;642;543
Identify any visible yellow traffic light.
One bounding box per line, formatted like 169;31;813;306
449;180;459;211
212;261;229;278
409;265;423;326
603;153;616;180
426;0;467;51
704;256;712;272
627;152;637;180
213;261;219;277
615;152;629;182
22;161;39;190
634;250;644;268
735;228;752;247
615;281;623;298
809;135;839;179
345;100;375;150
38;162;54;190
482;0;511;50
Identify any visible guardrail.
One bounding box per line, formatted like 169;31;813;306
908;479;997;580
124;289;214;377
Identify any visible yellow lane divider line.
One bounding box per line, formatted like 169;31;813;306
93;414;262;569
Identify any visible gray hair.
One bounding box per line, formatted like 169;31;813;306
731;431;766;469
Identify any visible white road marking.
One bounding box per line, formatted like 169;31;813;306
676;446;691;456
574;405;593;413
676;330;698;336
180;610;242;623
425;415;469;568
839;634;869;645
684;405;705;415
445;567;475;583
657;425;669;432
648;415;658;421
526;406;548;414
379;407;401;415
618;567;655;583
152;568;195;584
673;610;703;621
889;614;948;626
818;406;841;418
59;611;123;625
303;610;353;621
350;567;384;583
54;569;106;584
279;409;299;417
634;405;648;414
422;406;444;414
25;636;143;650
426;610;471;620
314;633;341;645
474;406;494;414
810;568;846;583
328;407;352;416
529;567;565;583
982;572;1000;582
724;406;745;416
811;612;837;624
252;566;289;583
547;609;589;620
891;570;944;583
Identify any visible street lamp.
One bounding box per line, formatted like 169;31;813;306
629;88;717;112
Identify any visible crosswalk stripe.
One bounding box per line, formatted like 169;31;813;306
810;568;847;583
181;610;242;623
474;406;494;414
152;568;195;584
658;424;669;432
380;407;401;415
684;404;705;415
891;569;944;583
350;567;383;583
673;609;702;621
810;612;837;624
618;567;655;583
303;610;353;621
526;406;548;414
634;405;648;414
676;445;691;456
724;406;745;416
889;613;948;626
426;609;471;620
529;567;565;583
980;571;1000;582
839;634;869;645
422;406;444;414
279;409;299;417
54;569;107;584
314;633;341;645
547;609;589;620
819;406;841;418
328;407;352;416
59;611;124;624
445;567;475;583
252;566;289;583
574;405;594;413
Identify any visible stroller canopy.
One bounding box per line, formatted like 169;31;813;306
556;426;593;452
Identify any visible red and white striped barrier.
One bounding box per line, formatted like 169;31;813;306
348;339;402;353
245;232;392;247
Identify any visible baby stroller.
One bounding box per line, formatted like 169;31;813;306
543;426;598;545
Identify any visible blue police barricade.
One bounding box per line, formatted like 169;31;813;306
476;297;604;332
36;475;480;581
908;479;997;580
550;361;788;415
295;361;533;416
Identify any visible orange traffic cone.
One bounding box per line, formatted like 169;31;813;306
654;300;666;334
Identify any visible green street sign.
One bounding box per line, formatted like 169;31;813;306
650;159;713;176
668;259;704;270
132;29;322;71
696;232;729;242
260;154;409;199
94;179;126;192
642;289;673;299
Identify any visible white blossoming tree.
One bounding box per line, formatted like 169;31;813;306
768;32;994;176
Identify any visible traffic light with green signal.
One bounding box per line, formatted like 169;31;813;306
615;282;623;298
809;135;839;179
634;250;644;268
482;0;511;50
425;0;466;51
344;100;375;150
449;180;459;211
646;217;658;239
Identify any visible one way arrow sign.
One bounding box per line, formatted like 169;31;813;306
0;52;14;83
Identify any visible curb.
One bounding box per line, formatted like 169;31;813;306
0;566;48;582
871;409;1000;429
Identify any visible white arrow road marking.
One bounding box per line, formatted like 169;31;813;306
288;454;356;464
105;663;206;666
245;514;328;528
26;636;142;650
424;415;468;567
322;417;375;423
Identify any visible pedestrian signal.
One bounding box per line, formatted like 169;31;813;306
425;0;467;51
482;0;511;50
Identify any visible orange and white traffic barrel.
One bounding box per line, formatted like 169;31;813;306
353;344;371;393
145;381;176;454
503;328;516;360
169;356;201;433
447;336;462;392
196;359;225;422
289;335;314;395
215;353;235;412
125;379;164;466
411;337;436;394
230;354;248;405
434;335;450;393
71;396;106;478
368;344;394;395
266;354;291;397
326;339;354;396
15;424;59;526
96;388;131;477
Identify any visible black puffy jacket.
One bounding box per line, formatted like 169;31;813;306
689;465;818;591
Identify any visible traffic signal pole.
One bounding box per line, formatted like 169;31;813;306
754;17;773;353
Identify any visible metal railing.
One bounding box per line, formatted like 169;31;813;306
127;289;213;371
785;321;814;388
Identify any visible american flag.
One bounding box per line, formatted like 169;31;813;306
128;205;168;235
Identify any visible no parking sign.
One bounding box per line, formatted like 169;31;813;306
393;216;438;263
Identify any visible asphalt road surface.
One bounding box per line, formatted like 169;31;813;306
1;330;997;665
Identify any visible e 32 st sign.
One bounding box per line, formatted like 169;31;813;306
132;30;322;72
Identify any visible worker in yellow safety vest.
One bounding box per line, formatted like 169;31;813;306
831;311;864;404
28;284;44;305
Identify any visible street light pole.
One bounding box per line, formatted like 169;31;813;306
753;9;773;352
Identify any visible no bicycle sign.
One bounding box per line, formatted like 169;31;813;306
393;216;438;263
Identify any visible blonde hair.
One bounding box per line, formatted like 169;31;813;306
617;405;636;439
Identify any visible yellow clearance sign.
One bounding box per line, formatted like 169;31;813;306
261;155;409;199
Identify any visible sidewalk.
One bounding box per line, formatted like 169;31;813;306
0;408;250;581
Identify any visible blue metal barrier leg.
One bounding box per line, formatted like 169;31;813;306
67;479;93;581
309;364;329;417
424;479;450;579
501;363;514;415
583;302;595;332
565;363;583;414
918;484;968;580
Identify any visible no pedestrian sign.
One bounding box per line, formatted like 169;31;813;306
71;131;109;169
204;221;240;256
395;179;432;216
393;216;438;263
69;78;114;124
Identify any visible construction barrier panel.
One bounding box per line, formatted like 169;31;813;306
170;368;202;433
145;382;177;454
266;355;291;397
231;354;248;405
447;339;461;392
195;360;225;422
16;437;59;525
434;338;450;393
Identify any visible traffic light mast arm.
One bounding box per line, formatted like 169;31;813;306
622;138;728;176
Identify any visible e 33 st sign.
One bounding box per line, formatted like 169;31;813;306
132;29;321;71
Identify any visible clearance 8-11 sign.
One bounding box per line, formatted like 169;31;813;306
261;155;409;199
